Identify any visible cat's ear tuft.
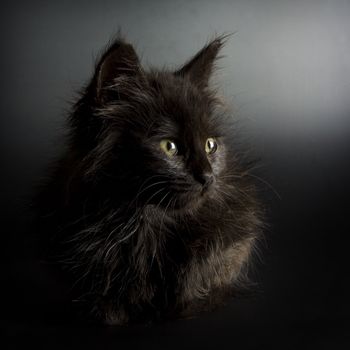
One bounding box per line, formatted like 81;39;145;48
175;34;230;89
95;36;142;102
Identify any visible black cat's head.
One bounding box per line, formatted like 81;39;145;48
72;35;233;211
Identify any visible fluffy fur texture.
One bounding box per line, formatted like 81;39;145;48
36;34;263;325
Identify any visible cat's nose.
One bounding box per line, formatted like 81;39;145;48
194;172;214;188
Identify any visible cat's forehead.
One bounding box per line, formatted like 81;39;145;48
147;72;217;135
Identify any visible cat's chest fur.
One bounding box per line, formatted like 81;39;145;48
90;205;254;324
126;205;252;297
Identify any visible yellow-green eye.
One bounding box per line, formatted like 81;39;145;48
160;139;178;157
205;137;218;154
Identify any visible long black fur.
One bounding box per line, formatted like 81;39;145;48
35;34;263;325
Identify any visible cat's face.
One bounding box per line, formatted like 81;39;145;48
79;36;230;211
124;73;227;210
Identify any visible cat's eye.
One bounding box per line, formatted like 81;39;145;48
160;139;178;157
205;138;218;155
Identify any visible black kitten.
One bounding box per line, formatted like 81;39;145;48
36;34;263;325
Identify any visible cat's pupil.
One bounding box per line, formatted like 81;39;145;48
167;142;175;151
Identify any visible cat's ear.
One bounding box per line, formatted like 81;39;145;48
95;37;142;102
175;35;228;89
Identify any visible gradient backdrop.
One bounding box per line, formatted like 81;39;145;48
1;0;350;348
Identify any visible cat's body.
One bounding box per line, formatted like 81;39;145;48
36;34;263;325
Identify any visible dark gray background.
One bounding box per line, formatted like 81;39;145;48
1;0;350;348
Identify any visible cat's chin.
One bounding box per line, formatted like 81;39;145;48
143;185;214;215
174;198;204;213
